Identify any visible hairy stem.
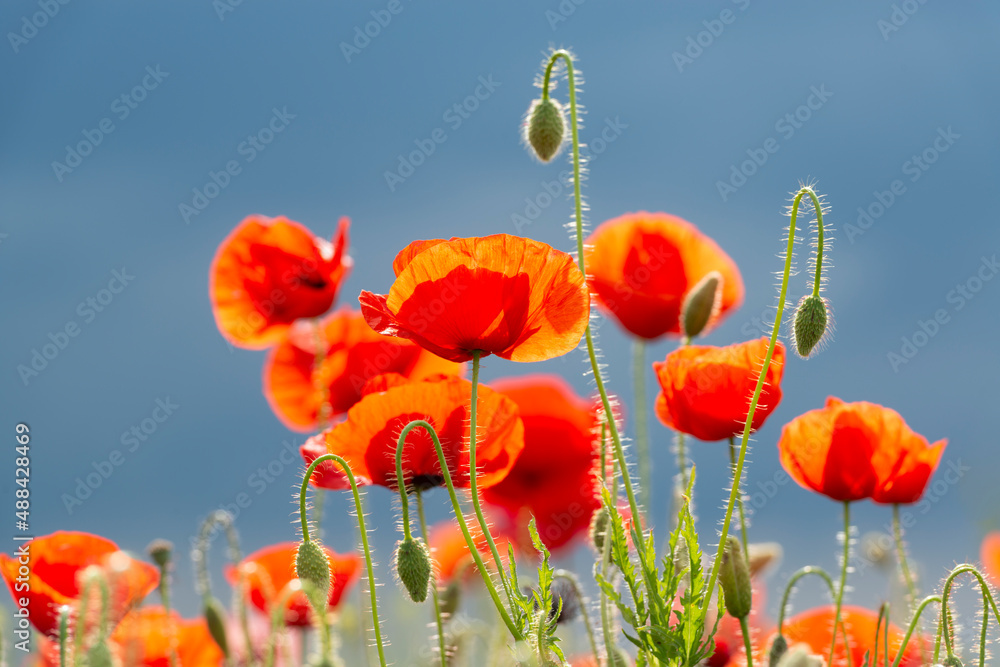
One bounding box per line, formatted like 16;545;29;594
632;339;650;514
728;436;749;560
416;490;449;667
830;501;852;666
739;615;754;667
892;504;918;610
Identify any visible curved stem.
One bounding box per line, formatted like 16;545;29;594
416;490;448;667
830;502;852;666
938;564;1000;663
706;186;815;609
300;454;387;667
194;510;252;663
396;419;523;640
632;339;650;514
554;571;600;665
892;504;918;611
808;189;826;298
777;566;837;632
739;616;754;667
395;430;414;542
728;436;749;559
890;595;941;667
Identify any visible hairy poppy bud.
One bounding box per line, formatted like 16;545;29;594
589;507;611;553
395;537;432;603
776;644;824;667
203;596;230;657
719;536;752;619
524;98;566;162
768;634;788;667
792;294;829;358
146;539;173;569
942;657;964;667
295;540;331;611
681;271;723;338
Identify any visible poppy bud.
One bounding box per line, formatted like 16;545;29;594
681;271;723;339
719;536;752;619
792;294;829;358
395;537;432;603
203;597;230;658
524;98;566;163
146;539;173;569
768;634;788;667
295;540;332;611
775;644;824;667
942;657;964;667
589;507;611;553
439;579;461;617
85;640;116;667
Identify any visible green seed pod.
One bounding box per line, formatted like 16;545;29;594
681;271;723;339
396;537;432;603
589;507;610;553
203;596;230;658
767;634;788;667
296;540;332;612
719;536;752;620
84;640;116;667
792;294;829;358
524;98;566;163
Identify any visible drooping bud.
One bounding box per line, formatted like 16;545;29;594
792;294;829;358
767;635;788;667
395;537;432;603
776;644;825;667
295;540;331;612
146;539;173;569
589;507;611;553
524;98;566;163
203;596;230;658
719;536;752;619
681;271;723;339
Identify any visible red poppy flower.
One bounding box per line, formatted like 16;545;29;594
0;531;158;638
210;215;351;349
778;397;946;504
113;606;225;667
584;212;744;340
482;375;602;552
228;543;360;627
427;519;513;584
653;338;785;442
728;606;923;667
360;234;589;363
317;374;524;491
264;309;463;431
982;532;1000;585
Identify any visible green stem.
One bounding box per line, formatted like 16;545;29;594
554;571;600;665
728;436;749;559
632;339;650;514
938;564;1000;664
58;606;71;667
300;454;387;667
395;430;414;542
704;186;817;618
675;431;689;501
830;501;852;666
890;595;941;667
416;490;449;667
892;504;918;611
397;419;523;640
777;567;836;632
599;424;620;666
194;510;252;664
811;192;826;298
739;615;754;667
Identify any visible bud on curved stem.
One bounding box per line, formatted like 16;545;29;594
395;537;432;603
790;186;832;359
193;510;251;663
524;98;566;163
300;453;387;667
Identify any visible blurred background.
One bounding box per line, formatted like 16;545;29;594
3;0;999;657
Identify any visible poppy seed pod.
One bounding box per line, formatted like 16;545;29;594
681;271;723;339
525;98;566;162
589;507;611;553
719;536;752;619
941;657;964;667
295;540;332;610
203;596;230;657
396;537;432;603
792;294;829;358
146;539;173;569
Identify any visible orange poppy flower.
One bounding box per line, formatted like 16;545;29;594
482;375;602;552
0;532;158;639
264;309;462;431
112;606;224;667
228;543;360;627
318;374;524;491
359;234;589;363
778;397;946;504
982;532;1000;585
584;212;744;340
427;519;512;584
728;606;923;667
653;338;785;442
210;215;351;349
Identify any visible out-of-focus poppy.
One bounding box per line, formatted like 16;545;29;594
584;212;743;340
728;606;923;667
228;543;360;627
980;532;1000;585
778;397;946;504
264;309;462;431
317;374;524;492
210;215;351;349
653;338;785;442
360;235;589;363
0;531;158;638
427;519;512;584
113;606;224;667
482;375;602;552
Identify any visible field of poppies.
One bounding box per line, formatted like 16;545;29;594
5;47;999;667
